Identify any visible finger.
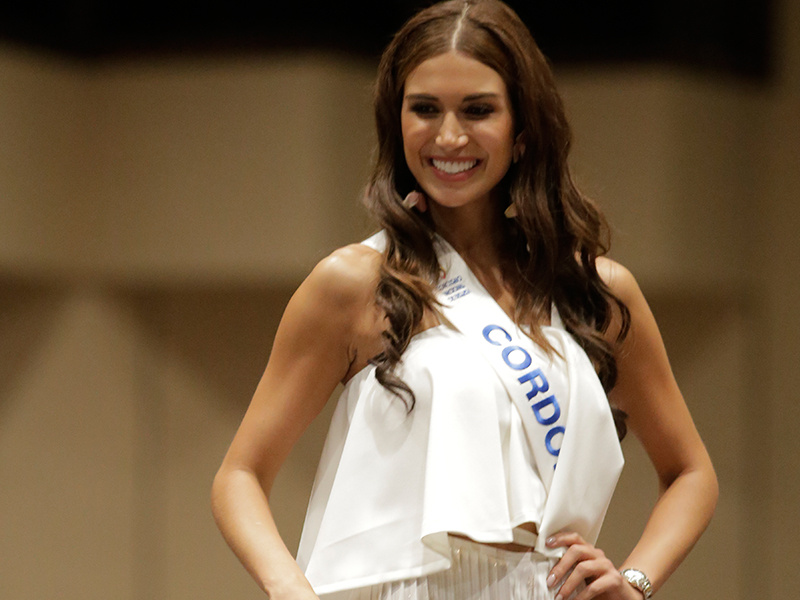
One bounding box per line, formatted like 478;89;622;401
546;531;588;549
547;544;603;589
571;571;623;600
553;557;608;600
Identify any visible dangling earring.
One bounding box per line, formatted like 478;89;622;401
403;191;427;213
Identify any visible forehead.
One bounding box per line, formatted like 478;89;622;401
404;51;508;99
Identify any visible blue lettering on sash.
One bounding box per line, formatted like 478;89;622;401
481;323;565;468
437;275;471;303
502;346;532;370
545;427;565;456
483;324;512;346
518;368;549;399
532;395;561;425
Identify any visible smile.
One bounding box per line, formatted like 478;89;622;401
431;158;479;174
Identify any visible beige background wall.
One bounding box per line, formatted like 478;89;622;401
1;2;798;597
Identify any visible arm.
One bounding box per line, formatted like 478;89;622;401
547;260;718;599
210;245;385;599
606;260;718;587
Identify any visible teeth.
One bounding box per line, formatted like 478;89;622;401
432;159;477;174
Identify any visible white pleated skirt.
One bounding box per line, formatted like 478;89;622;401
344;536;577;600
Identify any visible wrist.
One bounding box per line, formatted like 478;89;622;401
260;565;315;600
264;579;316;600
619;568;653;599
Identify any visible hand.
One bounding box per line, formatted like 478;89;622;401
545;532;643;600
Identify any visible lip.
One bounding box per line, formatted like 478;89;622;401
428;157;481;181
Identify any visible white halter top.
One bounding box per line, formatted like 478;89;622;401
295;233;623;598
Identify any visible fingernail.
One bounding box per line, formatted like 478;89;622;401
546;536;556;546
554;595;563;600
546;573;556;587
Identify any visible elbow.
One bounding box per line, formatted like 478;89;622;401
210;463;244;525
705;457;720;517
691;455;721;528
210;466;229;525
695;460;719;537
695;446;719;515
659;451;719;525
210;462;272;522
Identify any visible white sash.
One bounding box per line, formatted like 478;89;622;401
365;231;623;556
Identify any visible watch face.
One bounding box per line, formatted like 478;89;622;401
621;569;652;598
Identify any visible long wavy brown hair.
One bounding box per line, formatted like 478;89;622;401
364;0;631;438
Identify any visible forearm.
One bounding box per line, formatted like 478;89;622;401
211;466;317;599
620;459;718;593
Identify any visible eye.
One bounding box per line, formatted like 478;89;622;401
408;101;440;117
463;103;495;119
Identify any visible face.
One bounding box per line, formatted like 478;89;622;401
401;51;515;212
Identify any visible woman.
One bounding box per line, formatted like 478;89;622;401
211;1;718;599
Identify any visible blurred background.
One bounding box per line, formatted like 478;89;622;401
1;1;797;598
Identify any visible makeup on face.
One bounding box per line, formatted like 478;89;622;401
401;51;515;212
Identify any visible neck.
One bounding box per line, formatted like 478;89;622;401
429;198;505;264
430;197;518;315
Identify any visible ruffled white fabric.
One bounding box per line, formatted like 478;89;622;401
344;536;578;600
296;231;623;598
296;324;549;597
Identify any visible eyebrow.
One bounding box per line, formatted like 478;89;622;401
404;93;501;102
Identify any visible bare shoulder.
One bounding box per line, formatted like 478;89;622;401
596;256;642;306
595;256;653;347
303;243;383;305
291;243;386;379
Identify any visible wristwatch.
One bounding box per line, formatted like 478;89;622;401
619;568;653;599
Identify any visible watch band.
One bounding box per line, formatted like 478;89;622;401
620;568;653;599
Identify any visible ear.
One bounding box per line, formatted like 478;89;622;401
512;133;526;164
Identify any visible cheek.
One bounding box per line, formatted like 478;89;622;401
401;117;425;144
495;126;516;162
482;136;514;167
474;118;514;149
401;123;428;166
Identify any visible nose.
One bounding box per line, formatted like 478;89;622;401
435;112;468;150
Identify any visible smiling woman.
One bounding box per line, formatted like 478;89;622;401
211;2;718;599
401;52;516;211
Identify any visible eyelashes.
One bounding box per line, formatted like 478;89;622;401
407;102;496;119
408;102;439;116
463;104;495;118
